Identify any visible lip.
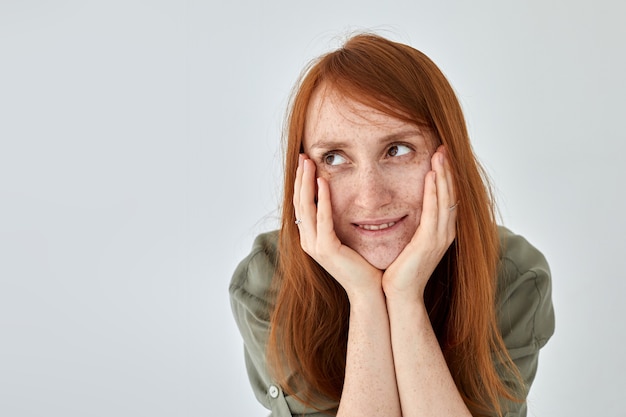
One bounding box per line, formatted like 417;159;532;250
352;216;407;232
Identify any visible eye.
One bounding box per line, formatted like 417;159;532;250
322;152;347;166
387;144;412;157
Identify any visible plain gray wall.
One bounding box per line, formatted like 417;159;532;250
1;1;624;416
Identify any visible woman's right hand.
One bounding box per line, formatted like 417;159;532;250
293;154;383;299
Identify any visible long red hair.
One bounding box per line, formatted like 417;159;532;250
268;33;521;416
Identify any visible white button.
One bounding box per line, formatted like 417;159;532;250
268;385;279;398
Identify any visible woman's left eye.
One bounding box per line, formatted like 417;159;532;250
387;144;411;157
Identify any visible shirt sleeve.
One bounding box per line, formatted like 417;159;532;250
494;228;556;417
229;232;336;417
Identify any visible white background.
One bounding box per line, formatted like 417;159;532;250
1;1;624;416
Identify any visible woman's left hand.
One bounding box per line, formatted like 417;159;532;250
382;146;458;302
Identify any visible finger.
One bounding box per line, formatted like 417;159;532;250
435;147;457;242
298;158;319;244
316;177;337;248
418;170;438;240
440;146;457;205
430;150;447;235
293;154;304;211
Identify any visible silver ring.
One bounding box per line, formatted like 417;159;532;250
294;219;302;225
448;202;459;211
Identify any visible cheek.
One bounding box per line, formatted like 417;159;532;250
325;173;353;216
402;184;425;215
392;164;430;204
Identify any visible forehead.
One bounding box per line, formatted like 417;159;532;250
305;86;410;140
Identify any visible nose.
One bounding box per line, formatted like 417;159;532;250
352;165;393;210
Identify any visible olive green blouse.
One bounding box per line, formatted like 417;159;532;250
229;226;555;417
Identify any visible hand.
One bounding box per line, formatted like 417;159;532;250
293;154;383;299
382;146;458;302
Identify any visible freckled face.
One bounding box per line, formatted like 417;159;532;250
303;87;436;270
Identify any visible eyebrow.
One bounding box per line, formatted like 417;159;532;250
307;129;425;152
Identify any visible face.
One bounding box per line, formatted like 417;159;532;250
303;86;436;270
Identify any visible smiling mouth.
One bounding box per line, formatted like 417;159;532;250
357;221;397;231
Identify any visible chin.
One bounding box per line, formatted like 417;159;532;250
361;250;401;271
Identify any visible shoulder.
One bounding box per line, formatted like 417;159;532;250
496;226;555;358
497;226;549;279
229;230;279;321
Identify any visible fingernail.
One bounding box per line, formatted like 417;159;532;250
438;153;444;165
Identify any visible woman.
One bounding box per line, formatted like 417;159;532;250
230;33;554;417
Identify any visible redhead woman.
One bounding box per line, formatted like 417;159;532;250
230;33;554;417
